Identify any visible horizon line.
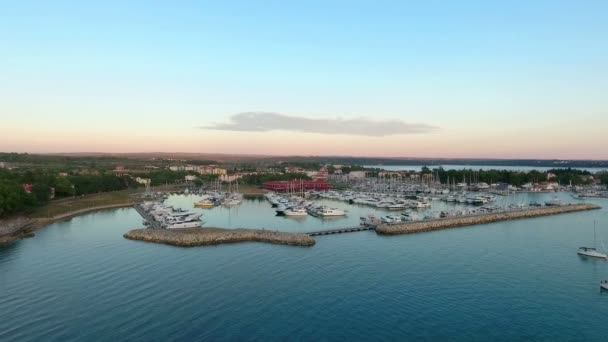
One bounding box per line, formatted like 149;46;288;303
3;151;608;162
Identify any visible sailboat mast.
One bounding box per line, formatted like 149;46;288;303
594;220;597;248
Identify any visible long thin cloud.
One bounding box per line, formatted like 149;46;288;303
201;112;437;136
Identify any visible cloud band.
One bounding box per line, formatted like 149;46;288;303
202;112;437;136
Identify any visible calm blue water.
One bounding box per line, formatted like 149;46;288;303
2;195;608;341
366;164;608;173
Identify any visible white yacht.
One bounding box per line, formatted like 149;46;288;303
401;212;422;221
360;214;380;226
166;220;202;229
317;208;345;217
415;201;431;208
381;215;403;224
545;197;564;207
387;203;407;210
284;207;308;217
577;247;607;259
601;280;608;290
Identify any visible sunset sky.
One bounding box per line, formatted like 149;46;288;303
2;1;607;159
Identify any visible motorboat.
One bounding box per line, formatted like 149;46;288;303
401;212;422;221
194;199;215;208
284;207;308;217
317;208;345;217
601;280;608;290
166;220;203;229
387;203;407;210
381;215;403;224
360;214;380;226
545;197;564;207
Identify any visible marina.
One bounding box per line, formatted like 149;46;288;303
133;190;602;242
4;197;608;341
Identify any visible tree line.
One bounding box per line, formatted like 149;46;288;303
419;167;596;187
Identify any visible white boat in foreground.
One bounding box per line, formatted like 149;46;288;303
577;221;607;259
577;247;607;259
601;280;608;290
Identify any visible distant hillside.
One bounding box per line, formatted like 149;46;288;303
21;152;608;168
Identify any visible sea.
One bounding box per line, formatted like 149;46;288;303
2;192;608;341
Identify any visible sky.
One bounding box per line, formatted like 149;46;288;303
1;0;607;159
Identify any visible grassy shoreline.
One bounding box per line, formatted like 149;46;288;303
0;189;145;244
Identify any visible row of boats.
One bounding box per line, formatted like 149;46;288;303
265;193;346;217
139;201;204;229
375;203;546;225
314;190;432;209
194;192;244;208
442;194;496;205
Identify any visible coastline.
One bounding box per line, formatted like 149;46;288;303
124;227;315;247
0;202;135;245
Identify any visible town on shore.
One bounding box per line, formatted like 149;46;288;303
2;152;608;245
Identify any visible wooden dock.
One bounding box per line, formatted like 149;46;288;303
306;225;376;236
134;205;163;229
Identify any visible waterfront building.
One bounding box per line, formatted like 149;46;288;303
263;180;331;192
348;171;367;180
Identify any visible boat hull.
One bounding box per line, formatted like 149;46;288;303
577;251;607;258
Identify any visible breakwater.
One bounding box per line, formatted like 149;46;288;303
124;227;316;247
376;204;601;235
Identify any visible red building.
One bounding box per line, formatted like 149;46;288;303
23;184;33;193
263;180;331;192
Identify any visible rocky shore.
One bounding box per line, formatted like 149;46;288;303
124;227;316;247
376;203;601;235
0;217;40;244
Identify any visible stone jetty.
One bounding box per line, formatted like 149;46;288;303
376;203;601;235
124;227;315;247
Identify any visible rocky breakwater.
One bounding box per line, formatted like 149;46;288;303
124;227;316;247
376;204;601;235
0;217;39;244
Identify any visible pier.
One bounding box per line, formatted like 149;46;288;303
134;204;163;229
124;227;315;247
306;225;376;236
376;203;600;235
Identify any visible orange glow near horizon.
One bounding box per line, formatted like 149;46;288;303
2;123;607;160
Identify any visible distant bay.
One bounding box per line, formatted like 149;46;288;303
365;164;608;173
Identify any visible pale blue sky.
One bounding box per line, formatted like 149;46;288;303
1;1;607;158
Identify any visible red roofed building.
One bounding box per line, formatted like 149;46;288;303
263;180;331;192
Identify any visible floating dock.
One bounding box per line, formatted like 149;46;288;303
306;226;376;236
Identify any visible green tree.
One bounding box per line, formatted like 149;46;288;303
54;177;75;197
